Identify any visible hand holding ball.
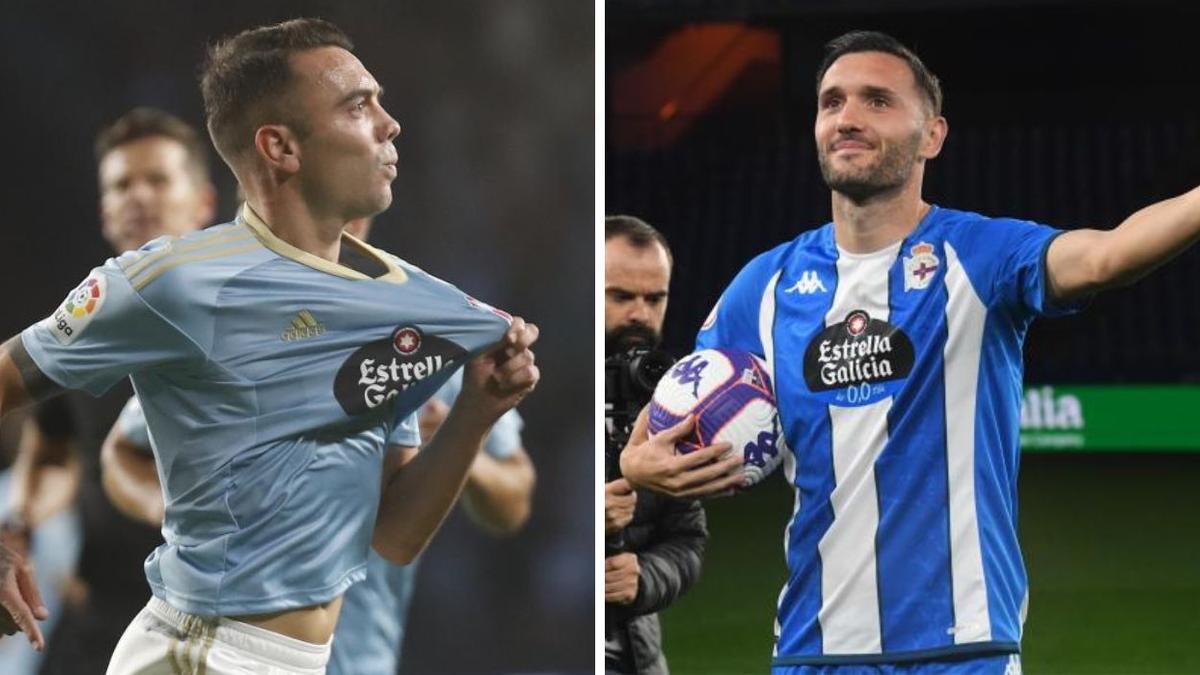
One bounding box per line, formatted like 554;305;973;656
648;349;783;488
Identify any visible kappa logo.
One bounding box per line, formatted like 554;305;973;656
281;310;325;342
903;242;940;291
669;355;709;399
784;270;827;295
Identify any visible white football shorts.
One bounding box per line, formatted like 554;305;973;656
106;597;332;674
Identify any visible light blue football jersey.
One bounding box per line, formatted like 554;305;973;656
113;369;525;674
20;205;512;616
696;206;1078;666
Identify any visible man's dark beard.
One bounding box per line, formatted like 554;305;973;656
818;131;921;203
605;322;661;357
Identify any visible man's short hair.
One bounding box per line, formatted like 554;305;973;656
605;215;673;266
200;18;353;167
816;30;943;117
94;107;211;185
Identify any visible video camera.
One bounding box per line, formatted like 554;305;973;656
604;346;676;481
604;344;674;562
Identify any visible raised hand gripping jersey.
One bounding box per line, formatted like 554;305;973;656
697;206;1078;666
21;206;511;617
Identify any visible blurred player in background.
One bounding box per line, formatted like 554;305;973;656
101;217;536;675
0;106;215;674
604;216;707;675
0;17;538;674
622;30;1200;674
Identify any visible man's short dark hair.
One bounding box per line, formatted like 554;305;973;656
94;107;211;185
605;215;673;266
200;18;353;166
816;31;943;117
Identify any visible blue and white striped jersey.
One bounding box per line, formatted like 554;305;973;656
20;205;511;617
696;206;1076;666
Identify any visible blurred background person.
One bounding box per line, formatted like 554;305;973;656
604;215;707;675
0;3;592;673
0;106;214;675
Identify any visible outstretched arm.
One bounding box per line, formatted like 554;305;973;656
1047;186;1200;301
0;336;57;650
372;318;540;564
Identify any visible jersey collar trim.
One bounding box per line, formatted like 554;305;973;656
238;204;407;284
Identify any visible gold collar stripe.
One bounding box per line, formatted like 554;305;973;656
239;204;407;284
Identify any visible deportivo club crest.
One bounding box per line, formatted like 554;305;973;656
903;242;939;291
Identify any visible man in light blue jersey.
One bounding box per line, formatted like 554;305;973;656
621;29;1200;674
102;369;532;675
0;17;539;675
100;219;535;675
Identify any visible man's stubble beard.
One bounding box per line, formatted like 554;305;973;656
818;128;923;203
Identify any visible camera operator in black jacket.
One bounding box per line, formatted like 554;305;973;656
604;216;708;675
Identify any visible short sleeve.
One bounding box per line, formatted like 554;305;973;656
992;220;1079;317
20;259;198;396
116;396;152;452
482;408;524;460
387;410;421;448
695;248;781;356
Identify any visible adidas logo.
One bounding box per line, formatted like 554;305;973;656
784;270;827;295
281;310;326;341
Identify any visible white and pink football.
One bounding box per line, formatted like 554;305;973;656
648;348;783;488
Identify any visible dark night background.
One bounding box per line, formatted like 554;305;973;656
608;0;1200;383
0;2;592;674
607;1;1200;673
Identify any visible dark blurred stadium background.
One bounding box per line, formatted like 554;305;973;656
0;2;592;674
608;0;1200;672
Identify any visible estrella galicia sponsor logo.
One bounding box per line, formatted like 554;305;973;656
802;310;914;406
334;326;466;415
44;273;107;346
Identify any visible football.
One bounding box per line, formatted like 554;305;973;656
648;348;783;488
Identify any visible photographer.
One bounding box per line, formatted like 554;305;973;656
604;216;707;675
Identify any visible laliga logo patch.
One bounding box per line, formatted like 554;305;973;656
701;298;720;331
334;326;467;416
903;241;940;291
44;274;107;345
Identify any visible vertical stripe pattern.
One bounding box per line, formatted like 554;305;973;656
816;244;898;654
758;269;795;652
941;241;992;643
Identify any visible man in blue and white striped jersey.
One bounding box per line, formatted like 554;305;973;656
621;30;1200;675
